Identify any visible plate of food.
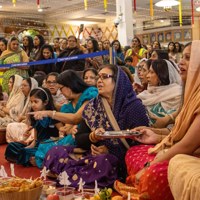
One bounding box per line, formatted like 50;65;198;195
95;130;142;138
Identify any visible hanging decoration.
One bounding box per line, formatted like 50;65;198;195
37;0;40;8
150;0;154;18
179;0;182;26
104;0;107;12
12;0;16;7
84;0;88;10
133;0;136;13
191;0;194;24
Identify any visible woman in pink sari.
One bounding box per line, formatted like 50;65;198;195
114;41;197;200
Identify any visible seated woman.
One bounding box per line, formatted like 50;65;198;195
45;72;68;110
137;59;182;127
0;75;25;127
168;154;200;200
42;64;149;188
6;77;38;143
34;70;98;168
0;36;29;93
114;41;200;200
5;87;62;166
83;68;98;87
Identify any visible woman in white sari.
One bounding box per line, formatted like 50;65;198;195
137;59;182;127
0;75;24;127
6;77;38;143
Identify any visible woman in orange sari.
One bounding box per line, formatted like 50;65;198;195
115;41;199;200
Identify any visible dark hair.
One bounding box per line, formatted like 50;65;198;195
99;64;118;83
22;36;34;56
30;87;55;110
151;59;170;86
34;34;45;48
0;85;4;100
10;36;19;43
168;41;176;53
184;42;192;49
132;36;142;49
146;59;152;70
87;38;99;52
125;56;133;62
152;41;161;49
83;68;98;79
53;37;60;41
33;71;47;87
9;75;15;83
121;66;134;83
46;72;59;81
68;35;77;42
153;49;169;60
57;70;89;94
111;40;122;53
39;44;55;60
0;38;8;47
174;42;182;53
23;77;32;88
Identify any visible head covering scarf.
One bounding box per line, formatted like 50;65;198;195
0;37;22;58
137;59;182;112
83;66;149;132
21;77;38;115
0;36;29;64
149;41;200;153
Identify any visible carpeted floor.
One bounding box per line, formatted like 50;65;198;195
0;144;40;178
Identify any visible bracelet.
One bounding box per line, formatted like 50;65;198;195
89;132;98;143
52;110;56;119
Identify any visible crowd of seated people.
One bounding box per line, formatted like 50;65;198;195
1;33;199;200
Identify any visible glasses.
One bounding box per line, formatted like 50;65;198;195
46;81;57;85
96;73;113;80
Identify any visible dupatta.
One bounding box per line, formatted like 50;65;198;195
149;40;200;153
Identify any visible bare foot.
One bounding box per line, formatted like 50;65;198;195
29;157;37;166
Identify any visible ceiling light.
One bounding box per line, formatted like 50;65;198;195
196;6;200;12
38;8;43;12
155;0;180;11
0;5;2;9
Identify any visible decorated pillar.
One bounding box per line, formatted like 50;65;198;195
116;0;134;46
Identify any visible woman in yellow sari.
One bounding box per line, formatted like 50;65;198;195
0;36;29;92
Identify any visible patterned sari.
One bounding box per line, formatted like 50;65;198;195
0;37;29;92
114;41;200;200
43;66;149;188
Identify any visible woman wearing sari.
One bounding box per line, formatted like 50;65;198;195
42;64;149;188
6;77;38;143
137;59;182;127
0;37;29;93
0;75;24;127
34;70;98;168
168;154;200;200
114;41;199;200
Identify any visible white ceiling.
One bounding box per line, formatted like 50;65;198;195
0;0;197;25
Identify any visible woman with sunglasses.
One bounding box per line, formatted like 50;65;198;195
38;64;149;188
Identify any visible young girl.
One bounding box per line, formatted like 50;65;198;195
5;87;62;166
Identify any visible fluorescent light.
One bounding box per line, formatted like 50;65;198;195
155;0;180;7
38;8;43;12
196;7;200;12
